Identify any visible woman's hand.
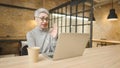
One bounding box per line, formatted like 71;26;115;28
49;23;58;38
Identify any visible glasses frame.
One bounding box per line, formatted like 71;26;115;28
35;17;49;21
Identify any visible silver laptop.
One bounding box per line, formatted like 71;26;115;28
44;33;89;60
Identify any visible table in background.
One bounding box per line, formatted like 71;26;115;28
92;39;120;46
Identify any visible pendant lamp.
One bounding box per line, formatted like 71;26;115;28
107;0;118;20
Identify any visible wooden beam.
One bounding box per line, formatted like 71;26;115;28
0;3;36;11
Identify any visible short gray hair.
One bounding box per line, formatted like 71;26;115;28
34;8;49;17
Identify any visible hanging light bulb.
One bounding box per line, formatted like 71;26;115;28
107;0;118;20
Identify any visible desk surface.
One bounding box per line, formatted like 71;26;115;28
1;45;120;68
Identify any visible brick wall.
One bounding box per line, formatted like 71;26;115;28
0;6;36;37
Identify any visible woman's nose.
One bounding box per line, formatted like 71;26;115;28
43;20;47;22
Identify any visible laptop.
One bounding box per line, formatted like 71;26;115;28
43;33;90;60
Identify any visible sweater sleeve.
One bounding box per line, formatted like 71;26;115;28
49;35;57;53
43;34;57;54
26;32;36;47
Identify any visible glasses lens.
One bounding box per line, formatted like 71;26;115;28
36;17;49;21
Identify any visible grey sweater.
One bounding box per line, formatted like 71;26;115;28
26;27;57;54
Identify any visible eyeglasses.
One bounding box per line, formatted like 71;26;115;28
36;17;49;21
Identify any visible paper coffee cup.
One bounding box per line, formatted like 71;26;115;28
27;47;40;63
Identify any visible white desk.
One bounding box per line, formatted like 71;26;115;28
1;45;120;68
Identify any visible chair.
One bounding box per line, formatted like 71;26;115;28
21;41;28;55
21;45;28;55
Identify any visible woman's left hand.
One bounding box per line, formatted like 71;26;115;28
49;23;58;38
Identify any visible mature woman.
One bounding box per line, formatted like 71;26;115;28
26;8;57;54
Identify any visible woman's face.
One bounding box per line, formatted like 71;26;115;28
35;13;49;29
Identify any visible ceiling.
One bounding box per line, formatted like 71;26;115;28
0;0;119;18
0;0;119;9
93;0;119;7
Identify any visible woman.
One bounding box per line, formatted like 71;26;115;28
26;8;57;54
